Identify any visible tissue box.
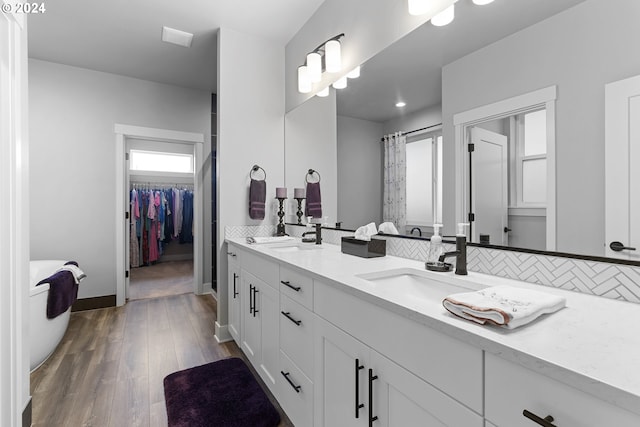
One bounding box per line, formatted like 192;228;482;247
341;236;386;258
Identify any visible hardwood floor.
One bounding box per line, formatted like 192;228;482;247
128;260;194;301
30;293;293;426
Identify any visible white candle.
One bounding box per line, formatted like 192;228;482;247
294;188;305;198
276;187;287;198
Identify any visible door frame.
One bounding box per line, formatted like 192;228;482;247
454;85;557;251
115;124;204;306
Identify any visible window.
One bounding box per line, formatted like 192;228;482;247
513;109;547;207
129;149;194;174
406;132;443;225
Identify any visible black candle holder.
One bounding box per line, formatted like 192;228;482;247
294;197;305;225
276;197;287;236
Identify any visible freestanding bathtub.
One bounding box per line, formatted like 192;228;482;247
29;260;72;372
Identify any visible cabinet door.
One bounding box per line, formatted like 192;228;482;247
228;254;241;343
314;317;369;427
369;350;484;427
241;271;261;367
257;277;279;392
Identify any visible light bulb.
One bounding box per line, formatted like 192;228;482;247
432;4;455;26
408;0;430;16
307;52;322;83
298;65;311;94
346;66;360;79
472;0;494;5
332;76;347;90
324;39;342;73
396;101;406;108
317;87;330;97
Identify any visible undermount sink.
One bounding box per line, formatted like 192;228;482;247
268;243;324;253
356;268;486;302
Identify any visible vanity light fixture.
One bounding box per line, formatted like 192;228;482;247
472;0;494;5
333;76;348;90
408;0;431;16
297;33;345;93
431;3;455;26
346;66;361;79
317;87;330;97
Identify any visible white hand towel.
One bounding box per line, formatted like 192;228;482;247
443;285;566;329
378;222;399;235
56;265;87;285
246;236;295;244
355;222;378;241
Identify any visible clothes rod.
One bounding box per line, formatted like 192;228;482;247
380;123;443;142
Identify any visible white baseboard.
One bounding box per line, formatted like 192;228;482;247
214;321;232;343
202;281;213;295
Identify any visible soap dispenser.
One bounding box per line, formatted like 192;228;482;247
455;223;469;275
426;224;444;263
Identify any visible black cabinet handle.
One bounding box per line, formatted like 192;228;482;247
252;287;259;317
281;371;301;393
281;311;302;326
368;369;378;426
227;252;237;257
610;241;636;252
523;409;557;427
504;227;512;233
355;359;364;418
233;273;239;298
281;280;301;292
249;284;254;314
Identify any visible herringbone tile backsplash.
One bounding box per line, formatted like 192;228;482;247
227;225;640;304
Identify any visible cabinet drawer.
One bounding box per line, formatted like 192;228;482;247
280;266;313;309
485;353;640;427
240;249;279;288
280;295;314;380
314;280;483;413
279;350;313;427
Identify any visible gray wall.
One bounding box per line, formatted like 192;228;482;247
337;115;383;229
29;59;211;299
442;0;640;255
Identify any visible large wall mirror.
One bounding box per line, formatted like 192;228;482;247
284;0;640;262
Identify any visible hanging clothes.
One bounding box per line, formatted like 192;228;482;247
180;190;194;244
129;189;140;268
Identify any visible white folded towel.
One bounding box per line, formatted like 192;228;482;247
442;285;566;329
355;222;378;241
56;264;87;285
246;236;295;245
378;222;399;235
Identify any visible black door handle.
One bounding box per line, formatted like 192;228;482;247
523;409;557;426
610;241;636;252
252;287;259;317
368;369;378;426
233;273;239;298
504;227;512;233
249;284;254;314
355;359;364;418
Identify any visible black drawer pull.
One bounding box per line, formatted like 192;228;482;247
281;371;301;393
355;359;364;418
281;280;301;292
523;409;556;427
249;284;254;314
227;251;237;257
368;369;378;426
281;311;302;326
610;241;636;252
252;287;259;317
232;273;239;298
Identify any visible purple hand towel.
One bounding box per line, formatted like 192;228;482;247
249;178;266;220
305;181;322;218
36;270;79;319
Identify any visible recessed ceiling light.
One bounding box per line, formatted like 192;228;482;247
396;101;407;108
161;26;194;48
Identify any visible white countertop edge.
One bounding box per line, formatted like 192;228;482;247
226;237;640;416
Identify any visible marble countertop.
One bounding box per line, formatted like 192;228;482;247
226;237;640;416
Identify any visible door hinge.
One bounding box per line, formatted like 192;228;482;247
468;212;475;222
125;152;129;161
468;143;475;152
125;211;130;219
125;270;129;278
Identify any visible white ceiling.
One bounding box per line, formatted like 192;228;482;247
27;0;326;92
336;0;586;123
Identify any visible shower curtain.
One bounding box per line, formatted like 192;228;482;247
383;131;407;232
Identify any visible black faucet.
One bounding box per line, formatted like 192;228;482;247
302;223;322;245
410;227;422;237
438;231;467;275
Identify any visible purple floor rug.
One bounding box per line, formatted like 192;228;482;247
163;357;281;427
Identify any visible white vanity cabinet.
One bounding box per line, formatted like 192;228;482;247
314;316;483;427
227;248;241;343
485;353;640;427
238;250;280;395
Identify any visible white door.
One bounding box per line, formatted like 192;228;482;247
470;127;508;245
314;317;369;427
605;75;640;261
257;278;279;391
241;271;261;365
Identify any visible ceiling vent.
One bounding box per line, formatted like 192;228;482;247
161;26;194;48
